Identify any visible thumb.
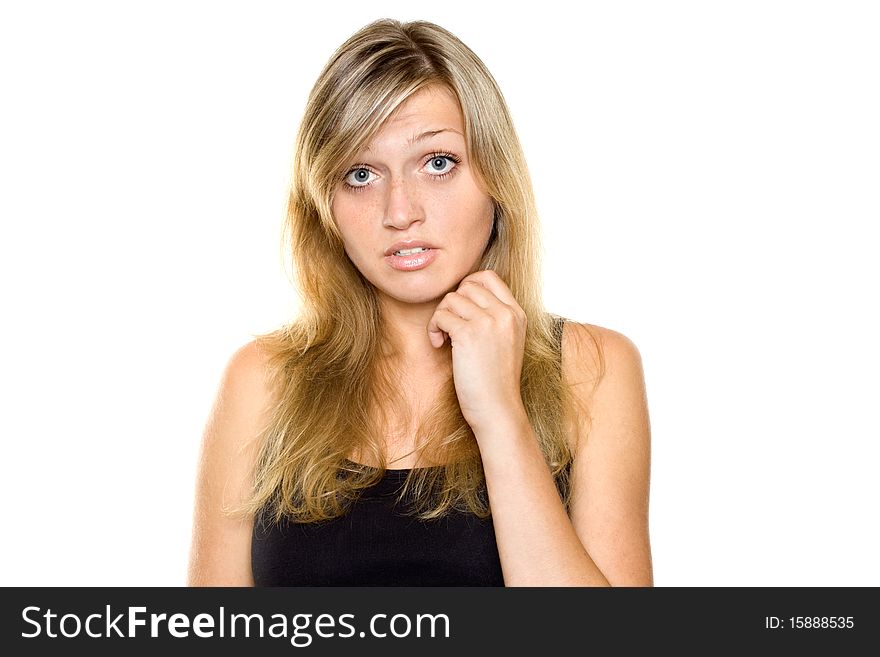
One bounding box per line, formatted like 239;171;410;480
427;328;446;349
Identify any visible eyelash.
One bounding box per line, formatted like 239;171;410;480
341;152;462;193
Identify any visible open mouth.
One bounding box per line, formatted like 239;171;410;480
392;246;430;256
384;247;437;271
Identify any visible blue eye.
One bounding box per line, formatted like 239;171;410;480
428;156;454;173
345;168;374;187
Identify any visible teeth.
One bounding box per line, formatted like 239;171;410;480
394;247;429;256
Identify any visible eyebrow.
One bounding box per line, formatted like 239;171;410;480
409;128;462;144
363;128;463;153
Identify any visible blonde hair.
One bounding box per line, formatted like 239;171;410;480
240;18;602;523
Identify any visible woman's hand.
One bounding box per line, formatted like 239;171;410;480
426;269;528;436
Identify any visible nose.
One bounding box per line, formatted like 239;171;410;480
382;175;424;230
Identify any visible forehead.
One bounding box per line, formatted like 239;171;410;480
363;85;464;151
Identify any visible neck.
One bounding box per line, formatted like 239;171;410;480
379;295;451;369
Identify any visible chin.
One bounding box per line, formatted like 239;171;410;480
374;275;458;306
363;257;476;305
383;288;446;306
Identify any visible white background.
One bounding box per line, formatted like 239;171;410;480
1;1;877;586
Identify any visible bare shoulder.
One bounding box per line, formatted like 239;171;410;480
561;320;645;400
560;319;649;455
197;337;276;498
187;339;275;586
221;339;274;402
199;339;276;456
561;320;653;585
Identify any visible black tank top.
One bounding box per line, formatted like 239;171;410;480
251;315;567;586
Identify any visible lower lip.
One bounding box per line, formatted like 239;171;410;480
384;248;437;271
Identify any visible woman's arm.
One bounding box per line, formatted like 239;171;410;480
566;324;653;585
478;322;653;586
427;270;652;586
186;341;271;586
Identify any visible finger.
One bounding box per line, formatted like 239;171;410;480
438;290;486;320
456;280;506;311
459;270;519;308
426;307;467;348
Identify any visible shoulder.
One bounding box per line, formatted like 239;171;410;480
560;320;645;398
224;339;273;388
560;321;653;585
197;339;276;492
560;319;650;458
212;340;275;419
187;339;276;586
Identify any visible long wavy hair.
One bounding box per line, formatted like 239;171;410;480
238;18;603;524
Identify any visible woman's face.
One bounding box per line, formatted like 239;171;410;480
330;84;495;309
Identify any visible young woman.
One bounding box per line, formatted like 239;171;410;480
187;18;653;586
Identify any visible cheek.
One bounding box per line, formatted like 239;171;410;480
331;199;364;246
463;195;495;240
330;195;349;230
442;186;492;225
